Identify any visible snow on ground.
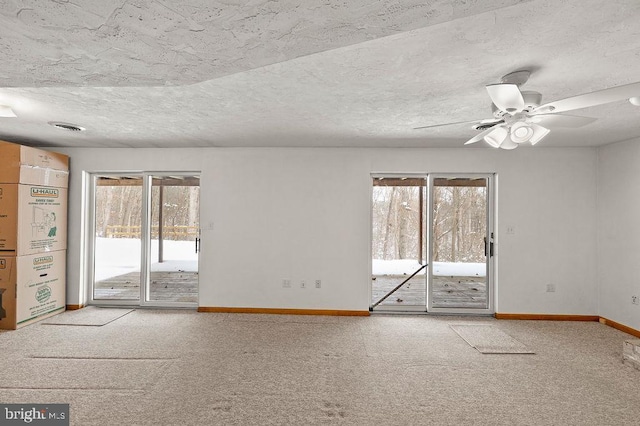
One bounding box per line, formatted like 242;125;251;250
94;238;484;281
372;259;485;277
94;237;198;281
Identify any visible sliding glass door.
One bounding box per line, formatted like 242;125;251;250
370;174;494;314
370;176;427;311
148;176;199;304
90;173;199;307
428;175;493;314
93;176;143;302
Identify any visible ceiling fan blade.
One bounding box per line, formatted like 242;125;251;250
478;118;505;125
413;119;479;130
534;81;640;114
486;83;525;113
0;105;17;118
530;113;597;128
464;126;497;145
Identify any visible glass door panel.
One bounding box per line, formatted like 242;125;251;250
91;173;199;307
371;177;427;310
93;176;143;301
429;176;490;311
148;176;200;303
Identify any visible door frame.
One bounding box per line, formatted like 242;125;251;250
85;171;200;308
369;173;428;312
369;172;496;314
426;173;495;315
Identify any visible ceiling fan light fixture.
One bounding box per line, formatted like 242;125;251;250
0;105;17;118
483;126;508;148
528;123;551;145
500;137;518;150
510;121;534;143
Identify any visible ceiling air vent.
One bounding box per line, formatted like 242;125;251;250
49;122;85;132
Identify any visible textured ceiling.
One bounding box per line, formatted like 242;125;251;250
0;0;639;149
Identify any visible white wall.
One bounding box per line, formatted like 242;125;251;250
597;138;640;329
56;146;598;314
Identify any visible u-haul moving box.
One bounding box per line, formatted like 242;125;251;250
0;250;66;330
0;184;68;255
0;141;69;187
0;141;68;329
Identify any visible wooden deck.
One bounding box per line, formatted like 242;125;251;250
371;274;487;309
95;271;198;303
95;271;484;309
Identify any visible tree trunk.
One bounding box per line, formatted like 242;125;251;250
188;187;199;227
101;187;113;237
432;188;440;261
397;188;410;259
382;187;397;260
451;187;460;263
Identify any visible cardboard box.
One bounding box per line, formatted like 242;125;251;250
0;250;66;330
0;140;69;187
0;184;68;255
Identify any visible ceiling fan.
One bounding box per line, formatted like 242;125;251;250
415;70;640;149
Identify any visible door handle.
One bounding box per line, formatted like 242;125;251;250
484;236;494;257
489;232;494;257
195;237;200;253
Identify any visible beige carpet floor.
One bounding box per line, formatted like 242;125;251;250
41;306;134;326
1;310;639;425
450;324;535;354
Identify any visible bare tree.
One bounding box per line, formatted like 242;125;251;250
381;187;397;260
372;181;486;263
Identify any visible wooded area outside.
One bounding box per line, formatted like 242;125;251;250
95;179;143;238
372;184;425;262
372;178;487;264
95;178;200;241
371;177;489;309
433;183;487;263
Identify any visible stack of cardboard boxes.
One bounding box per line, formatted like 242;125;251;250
0;140;69;329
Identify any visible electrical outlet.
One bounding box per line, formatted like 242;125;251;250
283;279;291;288
300;280;306;289
506;226;515;235
546;283;556;293
315;280;321;289
632;296;639;305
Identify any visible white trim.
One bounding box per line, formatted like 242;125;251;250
369;172;495;314
427;173;495;315
85;171;200;309
370;174;428;311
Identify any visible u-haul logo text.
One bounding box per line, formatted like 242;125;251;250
33;256;53;266
30;187;58;198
